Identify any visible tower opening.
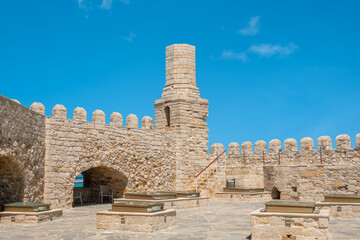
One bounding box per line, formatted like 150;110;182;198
164;106;170;127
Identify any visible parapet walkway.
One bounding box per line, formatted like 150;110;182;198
0;200;358;239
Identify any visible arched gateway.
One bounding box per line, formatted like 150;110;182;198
72;166;128;205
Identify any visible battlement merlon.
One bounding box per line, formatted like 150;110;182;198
161;44;201;99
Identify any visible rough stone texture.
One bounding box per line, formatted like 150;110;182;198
154;45;209;191
226;166;264;189
263;165;360;202
210;143;225;155
1;43;360;216
241;141;253;154
52;104;66;119
336;134;351;149
92;110;105;124
30;102;45;115
357;133;360;148
317;136;332;150
0;209;62;224
73;107;87;122
44;117;176;208
316;202;360;218
0;95;45;204
254;140;266;155
110;112;122;126
284;138;297;152
269;139;281;153
141;116;153;130
251;208;329;240
300;137;314;151
96;209;176;232
126;114;138;128
228;142;240;155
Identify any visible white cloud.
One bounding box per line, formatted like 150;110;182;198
123;32;136;42
238;16;260;36
78;0;129;10
100;0;129;9
220;50;248;62
249;43;298;57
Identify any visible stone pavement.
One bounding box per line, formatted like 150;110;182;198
0;200;359;240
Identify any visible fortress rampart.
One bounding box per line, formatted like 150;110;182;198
207;135;360;201
0;43;359;209
209;134;360;166
0;95;45;204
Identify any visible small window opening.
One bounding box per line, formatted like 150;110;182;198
164;106;170;127
271;187;281;199
292;187;297;192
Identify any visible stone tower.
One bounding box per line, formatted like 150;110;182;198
154;44;209;190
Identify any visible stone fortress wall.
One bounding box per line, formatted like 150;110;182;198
207;134;360;201
0;95;46;204
0;43;359;209
44;106;178;208
0;96;179;208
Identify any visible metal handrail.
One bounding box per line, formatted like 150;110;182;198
195;150;226;178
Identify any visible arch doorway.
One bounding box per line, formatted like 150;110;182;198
0;157;25;209
73;166;128;206
271;187;281;200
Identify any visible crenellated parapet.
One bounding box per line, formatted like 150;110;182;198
126;114;138;128
269;139;281;153
300;137;314;151
52;104;67;119
92;110;105;124
110;112;122;126
254;140;266;154
30;102;45;115
73;107;87;122
228;142;240;155
209;133;360;166
141;116;153;130
210;143;225;155
24;102;156;130
317;136;332;150
284;138;297;152
336;134;351;149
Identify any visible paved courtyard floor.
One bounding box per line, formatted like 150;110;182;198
0;200;359;240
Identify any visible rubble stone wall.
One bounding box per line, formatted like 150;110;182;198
263;165;360;202
44;113;177;208
0;95;45;204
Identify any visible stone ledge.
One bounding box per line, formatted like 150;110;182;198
97;209;176;217
0;209;63;224
250;208;329;218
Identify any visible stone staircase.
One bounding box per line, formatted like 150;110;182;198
187;163;226;197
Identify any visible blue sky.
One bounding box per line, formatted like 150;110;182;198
1;0;359;149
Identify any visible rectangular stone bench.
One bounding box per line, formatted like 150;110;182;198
114;196;209;210
250;208;329;240
0;209;63;224
97;209;176;232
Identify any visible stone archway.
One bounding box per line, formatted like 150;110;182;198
72;166;128;206
0;157;25;205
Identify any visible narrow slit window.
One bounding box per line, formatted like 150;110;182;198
164;106;170;127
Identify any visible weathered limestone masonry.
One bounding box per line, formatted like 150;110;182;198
1;43;359;211
207;135;360;200
45;110;176;208
154;44;209;191
0;96;45;204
